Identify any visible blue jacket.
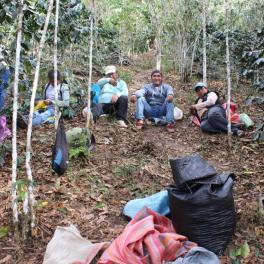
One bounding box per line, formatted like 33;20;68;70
134;83;174;106
0;69;11;111
97;78;128;104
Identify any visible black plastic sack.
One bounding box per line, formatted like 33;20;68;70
170;154;217;187
52;118;68;175
168;170;236;255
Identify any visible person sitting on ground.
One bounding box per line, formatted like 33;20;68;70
190;82;242;136
130;70;175;133
18;70;70;128
87;65;128;128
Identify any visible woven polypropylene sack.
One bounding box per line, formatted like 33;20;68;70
168;173;236;255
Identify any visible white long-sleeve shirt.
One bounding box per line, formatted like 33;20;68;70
195;92;218;110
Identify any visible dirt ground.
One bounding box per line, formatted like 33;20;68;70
0;54;263;263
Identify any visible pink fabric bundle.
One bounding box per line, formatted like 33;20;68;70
98;207;196;264
0;116;11;143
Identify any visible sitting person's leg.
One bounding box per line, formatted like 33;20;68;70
32;107;55;126
113;95;128;121
91;103;104;123
205;106;240;134
200;118;220;133
161;101;174;124
135;97;153;120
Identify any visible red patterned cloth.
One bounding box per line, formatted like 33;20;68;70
98;207;196;264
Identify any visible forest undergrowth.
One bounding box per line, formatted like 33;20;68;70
0;54;263;264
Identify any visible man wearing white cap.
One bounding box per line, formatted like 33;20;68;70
190;82;242;135
91;65;128;127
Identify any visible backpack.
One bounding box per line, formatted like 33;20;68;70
91;83;101;106
51;117;68;175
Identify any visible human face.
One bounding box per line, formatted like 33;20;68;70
151;73;162;86
111;72;118;80
196;87;207;98
49;77;61;86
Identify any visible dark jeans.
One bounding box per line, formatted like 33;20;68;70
92;96;128;123
200;105;239;134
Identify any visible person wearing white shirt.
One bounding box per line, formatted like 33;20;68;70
17;70;70;128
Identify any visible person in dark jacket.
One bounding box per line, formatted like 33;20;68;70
190;82;242;135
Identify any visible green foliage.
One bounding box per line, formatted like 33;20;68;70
229;241;250;263
62;107;76;119
66;127;91;159
69;145;89;159
13;179;27;203
0;143;11;167
113;163;137;178
0;226;9;239
118;70;132;84
252;123;264;142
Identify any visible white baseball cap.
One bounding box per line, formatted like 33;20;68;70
105;65;116;75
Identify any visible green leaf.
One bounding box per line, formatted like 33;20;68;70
0;226;9;239
240;241;250;258
81;0;89;9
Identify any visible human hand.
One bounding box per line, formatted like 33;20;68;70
130;95;137;103
111;94;119;103
44;99;52;105
109;78;117;86
166;95;174;102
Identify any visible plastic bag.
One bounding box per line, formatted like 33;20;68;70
239;113;254;128
169;154;217;187
174;107;183;120
51;118;68;175
168;154;236;255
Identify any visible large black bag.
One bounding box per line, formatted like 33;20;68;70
168;154;236;255
51;118;68;175
169;154;217;187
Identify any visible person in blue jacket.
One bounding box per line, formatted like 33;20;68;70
90;65;128;128
0;66;11;112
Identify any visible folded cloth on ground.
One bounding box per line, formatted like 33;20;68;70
0;116;11;143
166;246;220;264
99;207;196;264
43;225;109;264
123;190;169;219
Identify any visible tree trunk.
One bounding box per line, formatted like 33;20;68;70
190;32;200;78
54;0;60;129
12;0;24;239
24;0;54;235
156;35;162;71
225;0;232;147
86;0;95;129
202;0;207;85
